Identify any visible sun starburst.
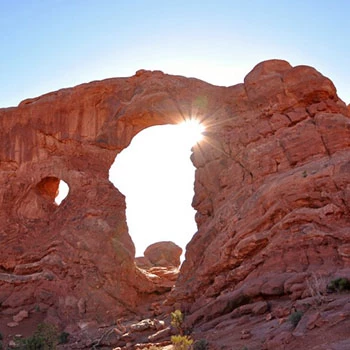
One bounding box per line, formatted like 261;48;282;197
178;118;205;145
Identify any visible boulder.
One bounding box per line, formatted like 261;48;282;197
144;241;182;267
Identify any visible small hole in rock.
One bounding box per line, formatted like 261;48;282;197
36;177;69;205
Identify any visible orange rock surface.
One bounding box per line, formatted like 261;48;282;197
0;60;349;349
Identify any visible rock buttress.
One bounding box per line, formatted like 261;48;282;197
169;61;350;334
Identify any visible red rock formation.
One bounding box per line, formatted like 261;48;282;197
169;60;350;349
0;69;222;334
143;241;182;268
0;60;349;349
135;241;183;270
172;60;349;303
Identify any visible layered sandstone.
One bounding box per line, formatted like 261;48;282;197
172;60;350;307
0;60;349;349
169;60;350;349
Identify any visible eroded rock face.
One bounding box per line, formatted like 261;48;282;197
0;60;349;348
0;69;224;328
170;61;350;312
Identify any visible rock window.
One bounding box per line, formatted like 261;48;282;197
36;177;69;205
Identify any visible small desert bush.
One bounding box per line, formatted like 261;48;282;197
328;277;350;292
171;309;184;334
171;335;193;350
58;331;69;344
16;323;58;350
307;273;328;305
288;310;303;327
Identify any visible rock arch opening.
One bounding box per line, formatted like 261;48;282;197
36;176;69;205
109;123;202;261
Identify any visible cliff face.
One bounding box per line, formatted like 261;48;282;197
0;60;349;348
172;60;350;308
169;61;350;349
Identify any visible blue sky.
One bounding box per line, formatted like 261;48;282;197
1;0;349;107
2;1;349;257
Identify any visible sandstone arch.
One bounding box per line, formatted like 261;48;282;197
0;60;349;341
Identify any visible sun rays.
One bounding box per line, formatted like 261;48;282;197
177;118;205;145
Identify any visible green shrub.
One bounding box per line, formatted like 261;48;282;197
58;331;69;344
289;310;303;327
171;309;184;334
171;335;193;350
328;277;350;292
16;323;58;349
193;338;208;350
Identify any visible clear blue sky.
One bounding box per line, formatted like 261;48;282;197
1;0;349;108
2;1;349;257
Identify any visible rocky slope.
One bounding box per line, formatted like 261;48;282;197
0;60;349;349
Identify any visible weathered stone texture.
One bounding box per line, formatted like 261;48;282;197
0;60;349;349
141;241;182;268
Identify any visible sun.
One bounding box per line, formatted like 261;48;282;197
178;118;205;145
